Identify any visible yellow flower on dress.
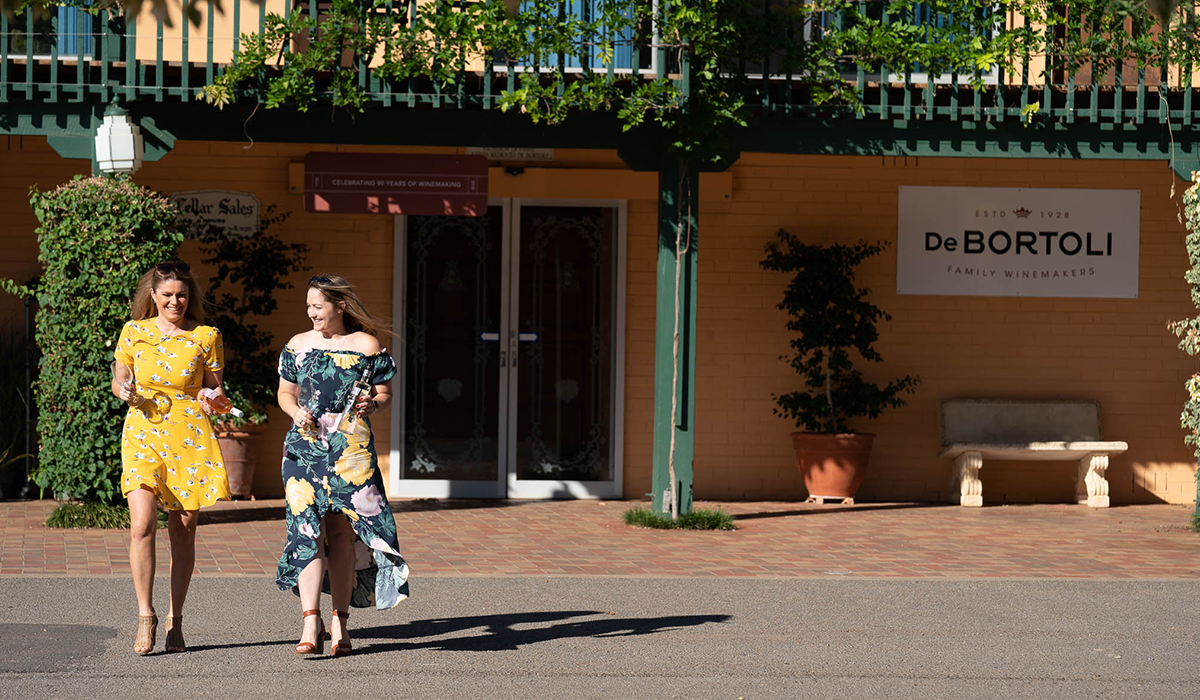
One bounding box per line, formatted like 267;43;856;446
286;477;317;516
341;508;360;522
326;352;360;370
334;450;373;486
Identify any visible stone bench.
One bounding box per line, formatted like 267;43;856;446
938;399;1128;508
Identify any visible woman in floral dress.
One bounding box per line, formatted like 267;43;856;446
112;261;231;655
276;273;409;657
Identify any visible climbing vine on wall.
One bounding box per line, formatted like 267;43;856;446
190;1;1200;157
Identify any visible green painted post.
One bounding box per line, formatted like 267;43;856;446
651;158;698;517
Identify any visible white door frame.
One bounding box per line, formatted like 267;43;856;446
389;199;626;499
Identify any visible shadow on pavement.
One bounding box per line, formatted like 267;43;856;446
734;502;941;520
350;610;732;655
187;639;295;652
199;498;598;525
198;505;285;525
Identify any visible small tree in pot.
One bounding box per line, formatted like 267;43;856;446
760;230;919;503
196;206;307;497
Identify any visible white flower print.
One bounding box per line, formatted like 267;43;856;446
369;537;399;556
351;485;385;517
298;522;318;540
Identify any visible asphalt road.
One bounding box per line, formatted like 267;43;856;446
0;576;1197;699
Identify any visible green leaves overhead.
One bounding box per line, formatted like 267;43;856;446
190;1;1200;158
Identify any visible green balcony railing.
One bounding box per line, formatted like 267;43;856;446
1;1;1198;128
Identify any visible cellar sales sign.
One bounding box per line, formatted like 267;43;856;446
896;186;1140;298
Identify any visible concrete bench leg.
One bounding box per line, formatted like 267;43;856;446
1077;453;1110;508
951;451;984;507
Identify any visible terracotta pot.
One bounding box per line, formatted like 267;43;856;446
790;432;875;501
215;427;264;498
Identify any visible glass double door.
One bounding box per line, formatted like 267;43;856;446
392;200;624;498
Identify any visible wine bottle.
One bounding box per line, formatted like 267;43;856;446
200;388;245;418
335;367;373;435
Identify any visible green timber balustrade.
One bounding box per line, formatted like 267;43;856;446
3;2;1200;126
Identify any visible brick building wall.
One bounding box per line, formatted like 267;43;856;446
1;138;1195;503
700;153;1197;505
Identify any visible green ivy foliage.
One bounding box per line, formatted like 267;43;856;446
1170;173;1200;456
190;1;1200;160
760;230;919;434
0;176;184;503
195;206;308;428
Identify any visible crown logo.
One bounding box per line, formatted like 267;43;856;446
1013;207;1032;218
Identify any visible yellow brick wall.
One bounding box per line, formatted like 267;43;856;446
1;138;1195;504
699;153;1198;505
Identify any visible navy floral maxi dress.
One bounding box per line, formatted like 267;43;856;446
277;346;410;610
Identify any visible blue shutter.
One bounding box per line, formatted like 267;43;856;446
516;0;634;71
57;6;93;57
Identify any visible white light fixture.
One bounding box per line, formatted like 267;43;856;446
95;106;144;175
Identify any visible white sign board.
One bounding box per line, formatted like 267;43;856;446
171;190;261;236
896;186;1140;298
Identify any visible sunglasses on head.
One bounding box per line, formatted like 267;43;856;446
309;275;333;286
156;261;191;275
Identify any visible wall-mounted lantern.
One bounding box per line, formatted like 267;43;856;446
95;104;144;175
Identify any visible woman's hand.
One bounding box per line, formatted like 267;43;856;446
293;407;316;431
355;395;378;417
117;383;145;407
198;394;214;416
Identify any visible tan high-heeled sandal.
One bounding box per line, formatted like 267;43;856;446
134;611;157;655
330;609;352;657
165;615;185;653
295;609;325;655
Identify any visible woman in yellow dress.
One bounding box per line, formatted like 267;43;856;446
111;261;231;655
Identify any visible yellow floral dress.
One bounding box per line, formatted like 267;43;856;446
115;319;230;510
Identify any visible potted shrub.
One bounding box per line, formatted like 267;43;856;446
196;207;307;497
760;230;919;504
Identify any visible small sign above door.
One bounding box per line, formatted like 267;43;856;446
171;190;260;236
304;152;488;216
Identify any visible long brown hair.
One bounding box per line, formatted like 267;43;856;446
130;261;207;323
308;273;392;337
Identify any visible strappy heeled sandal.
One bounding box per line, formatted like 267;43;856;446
330;609;352;657
165;615;185;653
134;611;157;655
295;609;325;655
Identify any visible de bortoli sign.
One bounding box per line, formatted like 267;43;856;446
896;186;1140;298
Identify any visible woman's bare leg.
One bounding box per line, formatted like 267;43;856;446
324;514;357;646
127;488;158;617
167;510;199;617
296;521;327;647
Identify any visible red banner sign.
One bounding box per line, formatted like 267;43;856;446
304;152;488;216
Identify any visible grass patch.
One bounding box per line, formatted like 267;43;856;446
1190;511;1200;533
45;501;168;529
623;506;735;531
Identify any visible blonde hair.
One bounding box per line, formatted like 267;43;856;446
130;261;206;323
308;273;392;337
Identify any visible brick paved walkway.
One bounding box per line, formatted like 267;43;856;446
1;499;1197;579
